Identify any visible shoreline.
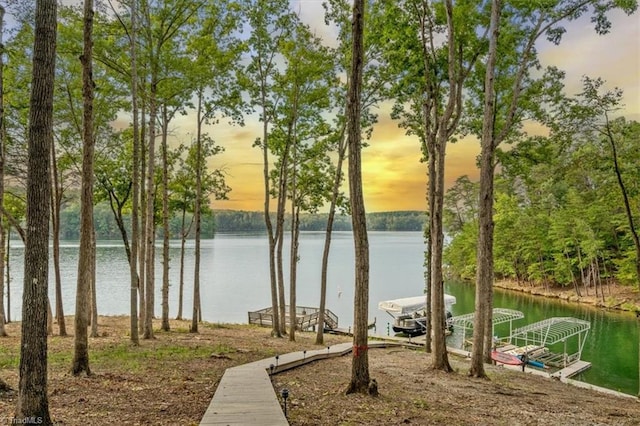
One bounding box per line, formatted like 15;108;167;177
493;279;640;314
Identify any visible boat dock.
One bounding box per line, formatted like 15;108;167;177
550;360;592;379
248;306;338;331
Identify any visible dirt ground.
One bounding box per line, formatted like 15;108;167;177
1;315;639;425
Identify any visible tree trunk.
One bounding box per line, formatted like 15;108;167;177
138;76;147;336
72;0;95;376
605;123;640;289
259;80;280;338
90;230;98;338
161;105;170;332
5;229;10;323
289;130;299;341
289;204;300;341
143;77;158;339
345;0;370;396
276;210;287;333
316;124;347;345
429;0;461;373
191;91;204;333
177;208;188;320
128;0;140;345
276;133;292;334
0;5;6;338
423;134;435;354
50;142;65;336
16;0;56;422
469;0;500;378
430;133;451;372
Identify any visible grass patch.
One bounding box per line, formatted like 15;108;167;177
211;343;235;355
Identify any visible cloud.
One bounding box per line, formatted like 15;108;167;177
215;4;637;212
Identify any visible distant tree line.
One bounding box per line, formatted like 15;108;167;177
36;204;427;239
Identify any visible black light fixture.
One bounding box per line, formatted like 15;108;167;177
275;354;279;368
281;388;290;417
269;363;275;376
303;350;307;360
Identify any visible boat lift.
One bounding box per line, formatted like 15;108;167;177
449;308;525;350
508;317;590;368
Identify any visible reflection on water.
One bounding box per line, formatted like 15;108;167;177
445;281;638;396
4;232;638;395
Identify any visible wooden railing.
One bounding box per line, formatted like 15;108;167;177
248;306;338;331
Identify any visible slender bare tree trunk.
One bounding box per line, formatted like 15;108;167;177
16;0;56;421
0;5;6;338
5;229;10;323
161;105;170;332
138;103;147;335
288;138;299;341
90;230;98;338
50;143;66;336
430;132;451;372
424;135;435;354
604;123;640;288
276;210;287;333
72;0;95;376
470;0;500;378
345;0;371;396
289;204;299;341
129;0;140;345
259;87;280;338
429;0;460;373
143;81;157;339
316;124;347;345
191;91;204;333
176;209;188;320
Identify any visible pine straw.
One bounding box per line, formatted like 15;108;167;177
1;316;639;425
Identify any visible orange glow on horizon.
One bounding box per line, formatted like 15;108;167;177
197;8;638;214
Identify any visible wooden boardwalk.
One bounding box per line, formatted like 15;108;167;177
201;335;632;425
199;366;288;425
200;341;398;425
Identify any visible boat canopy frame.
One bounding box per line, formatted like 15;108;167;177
450;308;525;349
508;317;590;367
378;294;457;318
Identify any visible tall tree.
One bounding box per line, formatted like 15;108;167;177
171;140;229;320
129;0;141;346
138;0;201;338
191;90;204;333
426;0;481;371
0;4;7;338
468;0;638;377
345;0;370;395
16;0;56;422
469;0;501;378
183;0;243;331
72;0;95;376
558;78;640;287
243;0;296;337
382;0;483;362
49;138;66;336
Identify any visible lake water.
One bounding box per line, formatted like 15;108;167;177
3;231;638;395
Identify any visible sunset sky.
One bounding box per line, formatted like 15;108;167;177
192;5;639;213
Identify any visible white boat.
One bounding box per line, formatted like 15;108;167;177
378;294;456;336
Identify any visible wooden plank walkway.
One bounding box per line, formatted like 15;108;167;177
551;360;592;379
200;366;287;425
200;341;399;425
